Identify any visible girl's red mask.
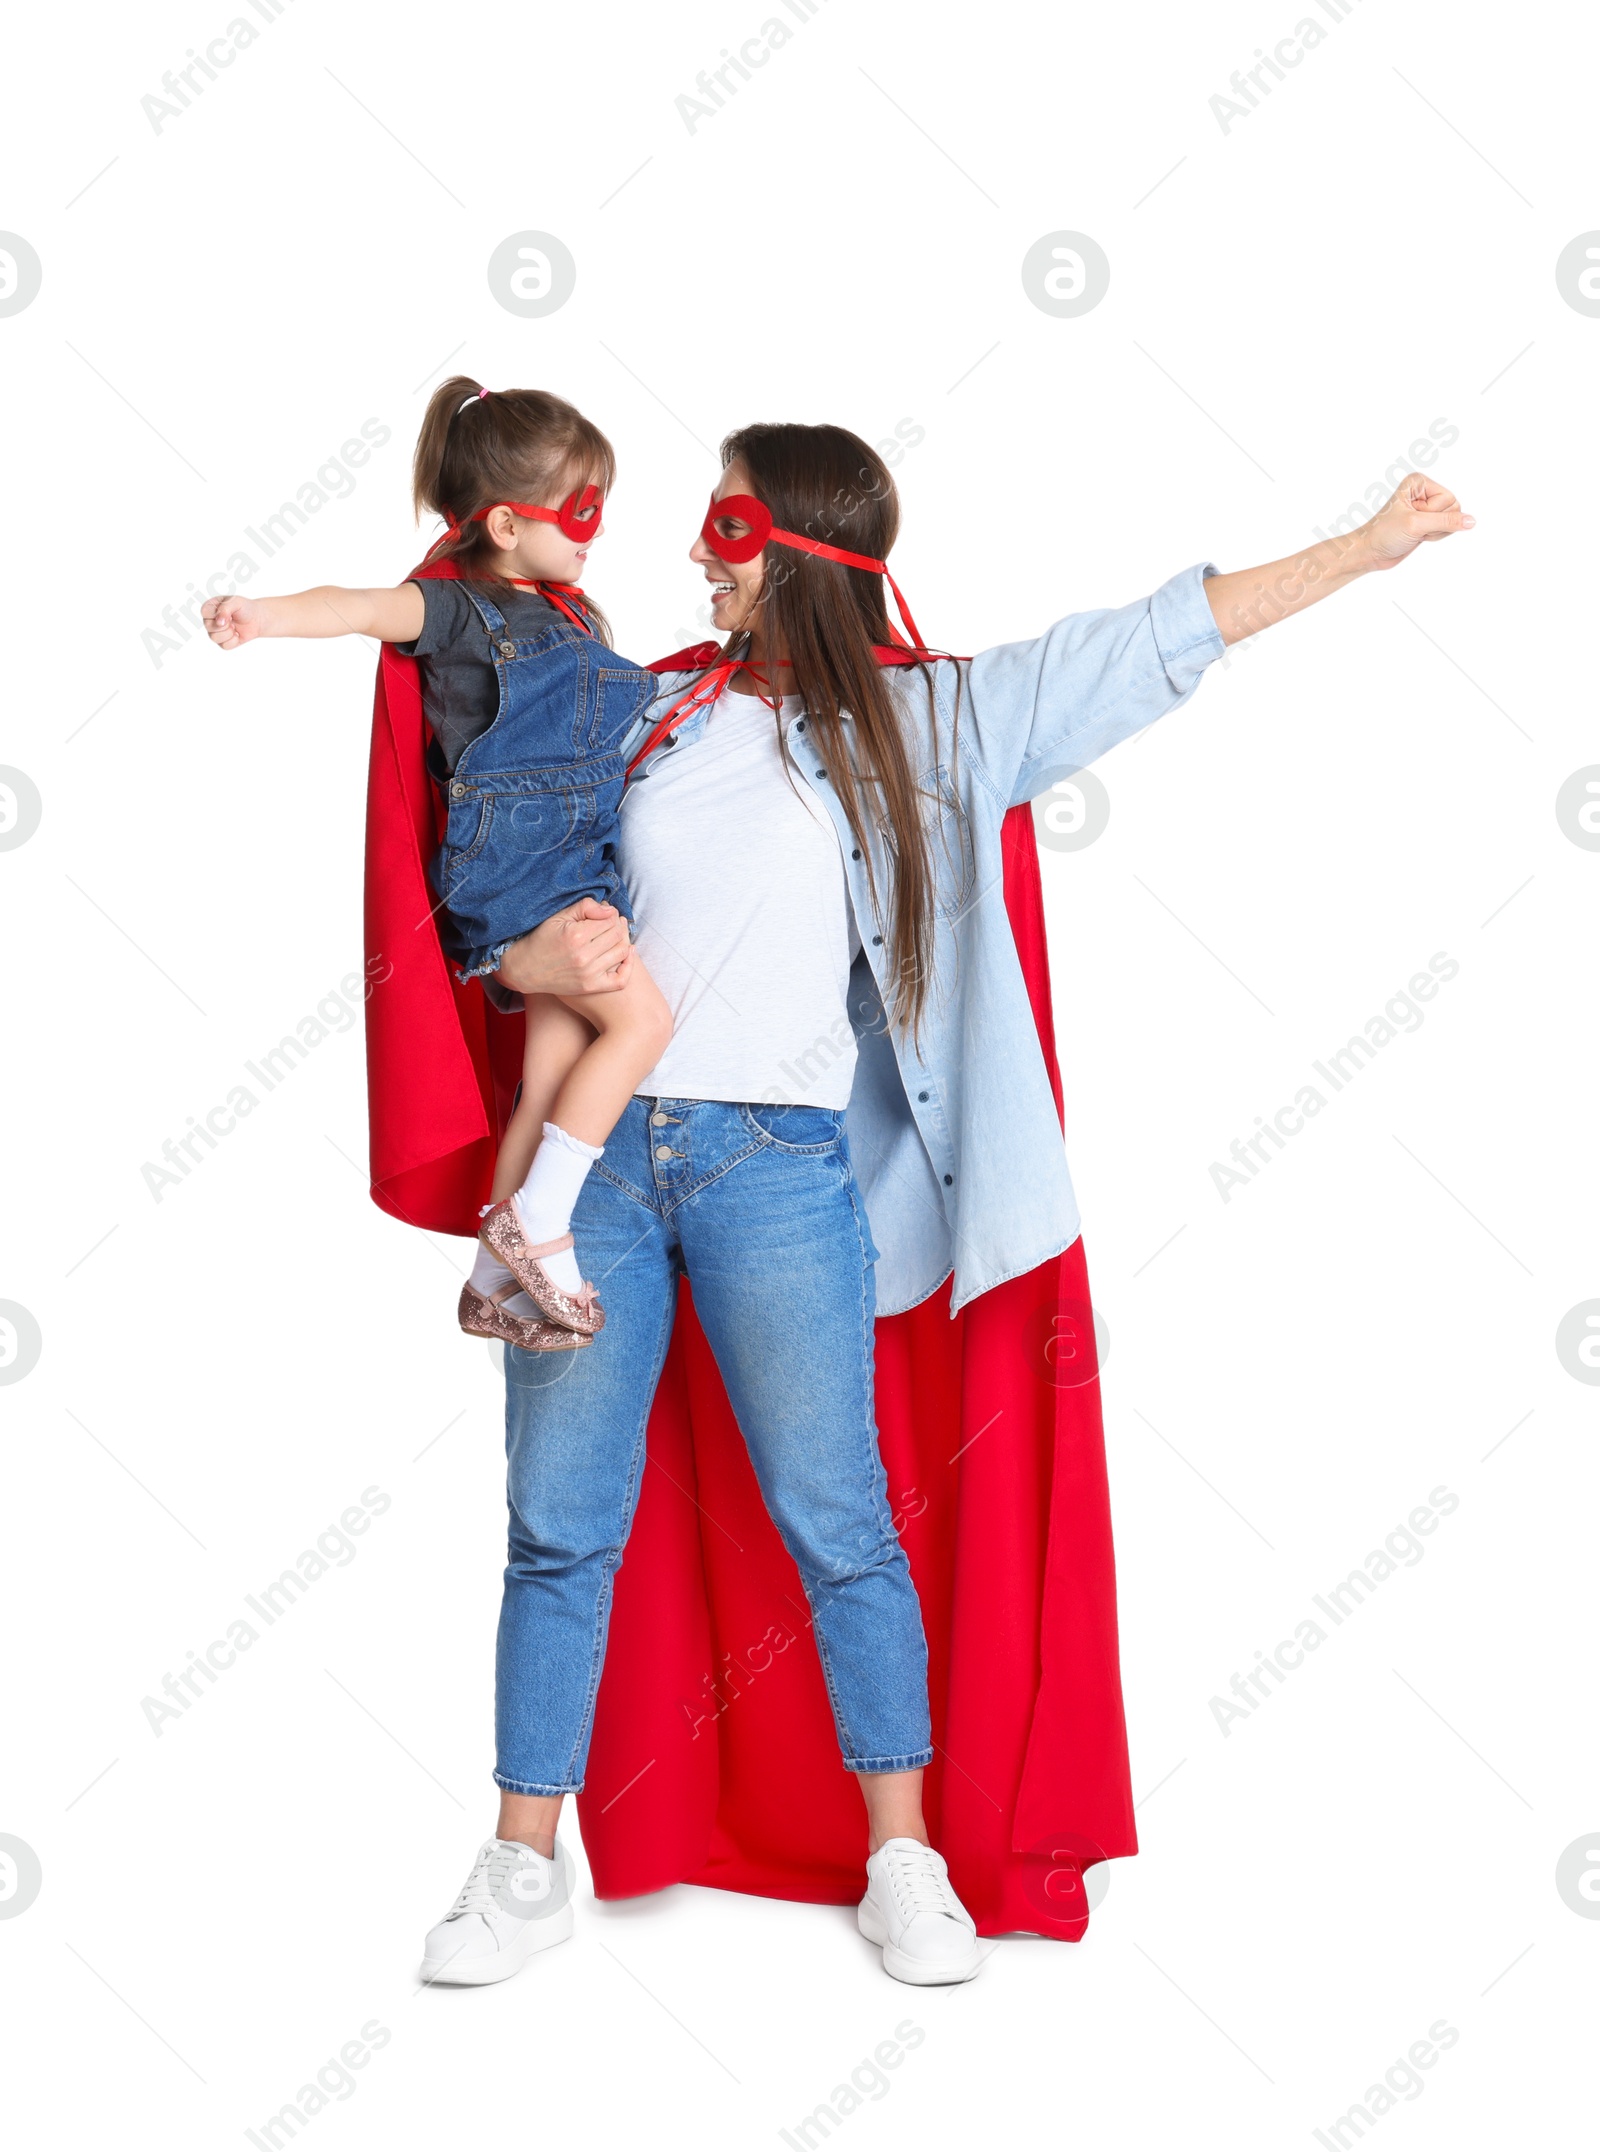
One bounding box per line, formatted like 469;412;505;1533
428;484;604;558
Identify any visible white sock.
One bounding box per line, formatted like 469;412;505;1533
513;1123;602;1297
469;1244;516;1299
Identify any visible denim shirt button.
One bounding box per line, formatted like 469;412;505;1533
943;1174;954;1186
451;782;466;798
852;848;862;860
872;935;883;946
918;1091;929;1102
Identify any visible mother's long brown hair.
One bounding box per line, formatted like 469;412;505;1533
717;422;949;1035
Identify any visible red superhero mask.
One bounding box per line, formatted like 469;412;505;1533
699;491;926;652
428;484;604;558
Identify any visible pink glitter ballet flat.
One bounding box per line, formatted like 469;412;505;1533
457;1279;593;1353
477;1201;605;1336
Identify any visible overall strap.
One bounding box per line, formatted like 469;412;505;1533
459;582;508;640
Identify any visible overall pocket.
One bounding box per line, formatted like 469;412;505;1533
588;664;659;755
441;791;493;866
430;794;493;944
499;784;583;862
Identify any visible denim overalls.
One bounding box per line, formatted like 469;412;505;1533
429;584;657;982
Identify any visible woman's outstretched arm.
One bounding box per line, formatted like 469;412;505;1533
966;470;1474;808
1204;473;1473;646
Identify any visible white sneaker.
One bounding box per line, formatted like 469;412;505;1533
858;1837;981;1985
419;1836;575;1986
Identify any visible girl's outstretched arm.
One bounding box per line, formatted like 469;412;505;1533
201;583;426;649
1204;473;1473;646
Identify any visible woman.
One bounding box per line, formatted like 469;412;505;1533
401;424;1471;1987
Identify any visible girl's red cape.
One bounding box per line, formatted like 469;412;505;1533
365;612;1136;1933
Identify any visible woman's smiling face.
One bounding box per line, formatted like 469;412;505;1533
691;459;767;637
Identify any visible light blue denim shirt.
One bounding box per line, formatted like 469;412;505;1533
626;563;1225;1316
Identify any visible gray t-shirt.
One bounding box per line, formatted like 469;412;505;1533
399;579;567;773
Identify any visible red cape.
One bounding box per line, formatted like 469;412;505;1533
365;622;1136;1935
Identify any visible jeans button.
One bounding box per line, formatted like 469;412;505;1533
655;1145;674;1161
498;640;516;658
651;1112;669;1126
451;782;466;798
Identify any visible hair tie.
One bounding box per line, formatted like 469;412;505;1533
456;388;492;415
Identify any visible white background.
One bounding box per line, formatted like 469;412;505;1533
2;0;1595;2143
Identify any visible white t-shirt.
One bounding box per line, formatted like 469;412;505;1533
619;692;862;1107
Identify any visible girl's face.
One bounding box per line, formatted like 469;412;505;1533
479;471;604;586
691;459;766;636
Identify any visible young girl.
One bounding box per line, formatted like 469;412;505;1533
202;380;672;1350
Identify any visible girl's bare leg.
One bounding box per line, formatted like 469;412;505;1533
547;964;674;1149
480;966;669;1303
490;994;594;1202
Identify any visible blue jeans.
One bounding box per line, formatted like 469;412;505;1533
494;1097;933;1794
